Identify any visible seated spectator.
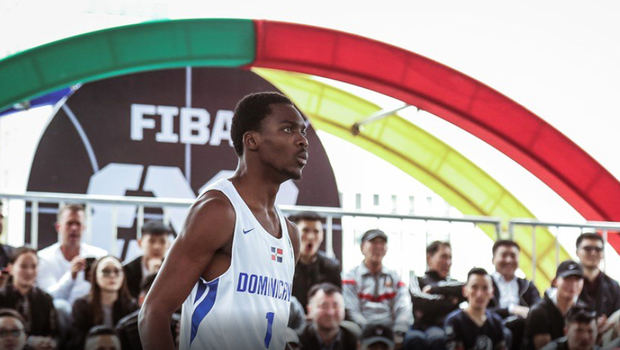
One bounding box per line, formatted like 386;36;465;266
444;267;508;350
541;306;599;350
525;260;587;350
299;282;359;350
116;273;180;350
488;240;540;349
0;308;27;350
0;247;58;343
575;233;620;331
361;324;394;350
290;212;341;310
37;204;107;304
405;240;464;350
0;211;16;289
84;325;121;350
70;256;138;349
123;220;172;299
343;229;411;345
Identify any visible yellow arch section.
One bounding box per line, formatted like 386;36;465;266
255;68;569;289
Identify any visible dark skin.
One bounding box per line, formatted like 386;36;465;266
139;103;306;350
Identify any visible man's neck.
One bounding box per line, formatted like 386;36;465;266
60;243;80;261
556;294;575;315
582;266;600;282
464;306;487;326
232;161;283;209
316;326;339;346
499;272;515;282
300;253;318;265
364;260;382;274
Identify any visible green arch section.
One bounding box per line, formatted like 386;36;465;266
255;67;569;289
0;18;254;111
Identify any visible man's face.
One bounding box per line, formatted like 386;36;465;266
139;233;170;260
361;237;387;265
252;103;308;180
427;245;452;279
299;220;323;259
307;290;345;332
576;238;604;269
463;274;493;311
0;317;26;350
492;245;519;279
56;209;85;247
84;334;121;350
565;321;597;350
556;275;584;300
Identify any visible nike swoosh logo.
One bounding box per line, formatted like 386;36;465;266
243;228;255;234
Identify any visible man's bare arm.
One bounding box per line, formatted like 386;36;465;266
139;192;235;350
286;220;300;263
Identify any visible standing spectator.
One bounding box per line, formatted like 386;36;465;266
444;267;508;350
575;233;620;324
37;204;107;304
123;220;172;299
298;282;359;350
0;308;27;350
540;306;599;350
525;260;586;350
84;326;121;350
0;247;58;344
290;212;341;310
488;240;540;349
342;229;412;342
70;256;137;350
0;211;16;289
361;324;395;350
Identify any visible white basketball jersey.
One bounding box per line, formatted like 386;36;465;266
179;179;295;350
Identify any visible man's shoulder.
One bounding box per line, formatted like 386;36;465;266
444;308;465;323
37;243;60;259
123;255;142;269
81;243;108;257
316;251;340;269
600;271;620;288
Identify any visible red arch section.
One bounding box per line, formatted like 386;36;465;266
251;20;620;252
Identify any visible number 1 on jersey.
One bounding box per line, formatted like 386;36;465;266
264;312;275;348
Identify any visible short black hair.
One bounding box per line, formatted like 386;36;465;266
288;211;323;224
231;92;294;156
0;308;25;325
576;232;603;249
565;306;597;324
307;282;341;303
492;240;520;256
141;220;172;236
467;267;489;281
426;241;451;256
86;325;118;339
140;273;158;294
9;246;37;264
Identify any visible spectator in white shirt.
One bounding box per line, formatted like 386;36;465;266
37;204;107;305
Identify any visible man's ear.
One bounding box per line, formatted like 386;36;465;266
244;131;259;152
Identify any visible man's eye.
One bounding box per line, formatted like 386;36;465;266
283;127;292;132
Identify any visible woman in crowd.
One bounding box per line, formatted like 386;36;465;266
0;246;58;349
70;255;138;349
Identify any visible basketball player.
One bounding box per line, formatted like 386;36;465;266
139;92;305;350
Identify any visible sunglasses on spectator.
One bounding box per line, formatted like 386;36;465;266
580;246;603;253
101;268;122;277
0;328;24;337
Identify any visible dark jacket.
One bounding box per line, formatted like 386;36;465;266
579;271;620;317
0;284;58;337
69;295;138;349
123;256;144;299
299;324;358;350
488;275;541;318
293;251;341;309
116;310;180;350
411;270;465;330
0;244;15;268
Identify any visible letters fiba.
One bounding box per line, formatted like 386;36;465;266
130;104;234;146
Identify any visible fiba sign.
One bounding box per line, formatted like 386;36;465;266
26;67;340;257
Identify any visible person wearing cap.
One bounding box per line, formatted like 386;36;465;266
540;306;599;350
574;233;620;332
444;267;508;350
525;260;587;350
361;324;395;350
0;211;16;289
298;282;359;350
342;229;412;344
290;211;341;310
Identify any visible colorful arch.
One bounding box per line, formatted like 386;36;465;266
0;20;617;258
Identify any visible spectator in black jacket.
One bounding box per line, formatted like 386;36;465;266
575;232;620;335
123;220;172;299
0;308;28;350
0;211;16;289
290;212;341;309
488;240;540;349
540;306;598;350
70;256;138;349
0;246;58;348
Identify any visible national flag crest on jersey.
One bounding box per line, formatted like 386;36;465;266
271;247;283;263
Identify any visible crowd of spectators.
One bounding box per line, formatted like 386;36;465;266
0;206;619;349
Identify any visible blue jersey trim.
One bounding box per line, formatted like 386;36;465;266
190;278;219;344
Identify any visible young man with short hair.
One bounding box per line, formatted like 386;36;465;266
84;326;121;350
444;267;508;350
290;211;341;309
140;92;304;350
541;306;599;350
123;220;172;298
0;308;27;350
